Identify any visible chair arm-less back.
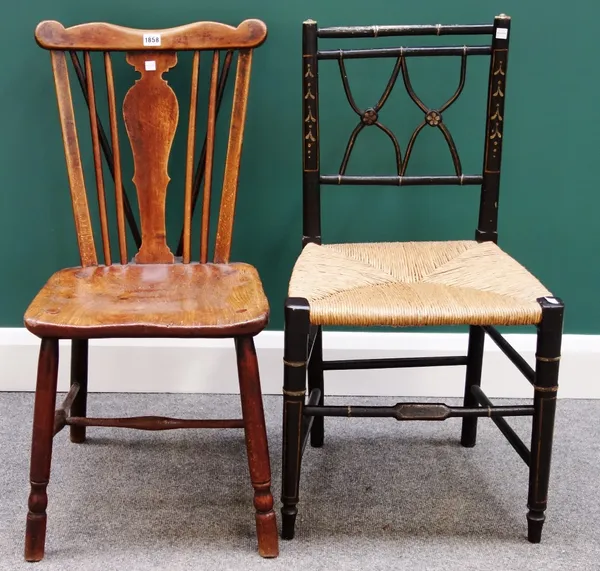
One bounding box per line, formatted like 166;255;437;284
35;19;267;266
302;15;510;246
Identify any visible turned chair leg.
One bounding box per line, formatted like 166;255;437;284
25;338;59;562
307;326;324;447
461;326;485;447
527;297;564;543
70;339;88;443
235;336;279;558
281;298;310;540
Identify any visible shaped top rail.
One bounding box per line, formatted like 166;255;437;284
35;19;267;51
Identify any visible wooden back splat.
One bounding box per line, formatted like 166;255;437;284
124;52;178;264
36;19;267;266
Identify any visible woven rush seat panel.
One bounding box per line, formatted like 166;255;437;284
288;241;551;327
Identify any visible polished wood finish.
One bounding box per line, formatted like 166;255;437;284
124;52;178;264
104;52;128;264
69;339;88;442
51;51;97;267
176;50;234;259
183;50;201;264
25;263;269;338
53;382;80;436
67;416;245;430
27;18;276;560
202;51;220;263
36;19;267;51
25;338;59;562
70;51;142;249
236;336;279;557
214;50;253;263
84;52;111;265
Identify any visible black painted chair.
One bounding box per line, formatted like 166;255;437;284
281;15;564;544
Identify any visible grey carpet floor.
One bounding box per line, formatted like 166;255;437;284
0;393;599;571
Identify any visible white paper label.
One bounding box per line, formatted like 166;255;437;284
496;28;508;40
144;60;156;71
143;33;161;46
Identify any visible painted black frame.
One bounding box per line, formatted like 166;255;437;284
282;15;565;546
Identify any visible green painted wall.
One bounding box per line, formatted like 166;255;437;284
1;1;598;333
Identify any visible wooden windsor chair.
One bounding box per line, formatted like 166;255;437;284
281;15;565;544
24;18;278;561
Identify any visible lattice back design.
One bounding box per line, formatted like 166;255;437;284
302;15;511;244
35;19;267;266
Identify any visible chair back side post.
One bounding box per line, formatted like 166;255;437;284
476;14;511;243
35;20;267;267
302;20;322;247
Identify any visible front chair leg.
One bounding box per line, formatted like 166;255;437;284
235;336;279;558
281;298;310;540
70;339;89;443
527;297;564;543
25;338;60;562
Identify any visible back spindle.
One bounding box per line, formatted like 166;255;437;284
183;50;201;263
69;51;142;250
84;51;112;265
104;52;128;264
200;50;220;263
214;50;253;264
50;50;97;266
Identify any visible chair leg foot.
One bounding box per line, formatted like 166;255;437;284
255;501;279;558
527;510;544;543
310;425;324;448
24;338;59;563
460;435;476;448
25;510;47;562
70;428;86;444
281;506;297;540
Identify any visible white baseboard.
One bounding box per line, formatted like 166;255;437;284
0;328;597;398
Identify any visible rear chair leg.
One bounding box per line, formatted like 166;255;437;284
235;336;279;558
25;338;59;562
461;326;485;447
527;297;564;543
308;326;324;447
70;339;88;443
281;298;310;540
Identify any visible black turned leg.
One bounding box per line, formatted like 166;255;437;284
308;326;324;447
527;297;564;543
25;338;59;562
281;298;310;540
70;339;88;443
461;326;485;447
